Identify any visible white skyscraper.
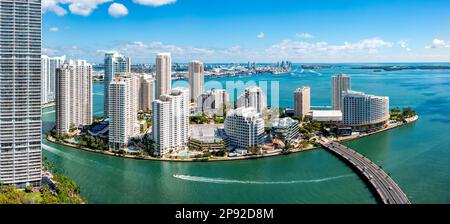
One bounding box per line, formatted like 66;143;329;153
294;86;311;120
155;53;172;98
197;89;230;116
104;52;131;116
137;74;155;112
189;60;204;103
41;55;65;105
0;0;42;187
152;87;189;155
55;60;93;136
224;107;265;150
332;73;351;110
108;73;139;151
342;90;390;130
237;86;267;113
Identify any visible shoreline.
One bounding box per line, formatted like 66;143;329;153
45;115;419;163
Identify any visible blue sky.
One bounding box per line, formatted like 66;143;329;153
42;0;450;63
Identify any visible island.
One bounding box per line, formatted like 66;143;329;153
352;65;450;71
46;107;418;162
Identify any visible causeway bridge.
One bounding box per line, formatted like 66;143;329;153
318;138;411;204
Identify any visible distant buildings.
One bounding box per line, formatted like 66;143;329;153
0;0;42;187
108;73;139;150
137;73;155;112
332;73;351;111
41;55;65;105
271;117;299;144
189;60;204;103
55;60;93;136
293;86;311;120
237;86;266;113
104;52;131;116
224;107;265;150
152;87;190;155
342;90;390;130
197;89;230;116
155;53;172;98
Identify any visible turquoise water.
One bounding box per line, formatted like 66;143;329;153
42;64;450;203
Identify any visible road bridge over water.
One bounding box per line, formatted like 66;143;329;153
318;138;410;204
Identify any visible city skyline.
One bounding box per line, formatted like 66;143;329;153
42;0;450;63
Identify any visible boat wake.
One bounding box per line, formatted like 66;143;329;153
173;174;352;185
308;70;323;76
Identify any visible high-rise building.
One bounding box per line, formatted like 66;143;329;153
0;0;42;187
108;73;139;151
197;89;229;116
237;86;266;113
332;73;351;110
342;90;390;130
293;86;311;120
104;52;131;116
224;107;265;150
188;60;204;103
41;55;65;105
155;53;172;98
152;87;189;155
137;74;155;112
55;60;93;136
271;117;300;144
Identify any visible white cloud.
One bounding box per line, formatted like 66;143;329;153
426;38;450;48
265;38;393;60
296;33;314;39
69;0;113;16
49;27;59;32
49;37;450;63
398;40;411;51
42;0;112;16
108;3;128;18
132;0;176;7
42;0;68;16
257;32;265;39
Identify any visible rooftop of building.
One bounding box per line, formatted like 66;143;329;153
312;110;343;117
190;124;225;142
271;117;299;128
343;89;388;99
245;86;263;92
294;86;310;92
171;87;189;95
226;107;261;118
333;73;349;77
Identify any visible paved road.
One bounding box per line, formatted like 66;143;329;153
318;138;411;204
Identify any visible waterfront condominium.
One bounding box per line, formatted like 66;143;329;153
271;117;300;144
41;55;65;105
55;60;93;136
137;73;155;112
237;86;267;114
155;53;172;99
293;86;311;120
224;107;265;150
104;52;131;116
342;90;390;131
0;0;42;187
188;60;204;103
196;89;230;116
332;73;351;111
152;87;189;155
108;73;140;151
